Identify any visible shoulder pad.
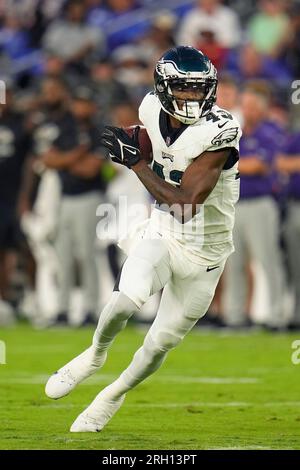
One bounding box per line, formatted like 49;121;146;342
139;92;160;127
201;107;242;152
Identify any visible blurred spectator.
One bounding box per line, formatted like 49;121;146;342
19;76;83;324
26;2;52;50
134;11;178;100
42;0;105;73
43;54;65;78
0;14;31;61
90;58;129;122
247;0;290;57
225;43;292;89
0;0;64;24
216;74;243;123
226;0;258;23
111;45;152;103
286;3;300;77
267;96;290;201
0;12;42;80
86;0;145;51
177;0;241;49
0;0;65;50
224;83;284;329
137;10;177;63
0;85;32;322
277;132;300;330
41;53;83;89
22;54;83;113
0;50;13;85
268;95;290;131
196;30;228;70
40;82;106;326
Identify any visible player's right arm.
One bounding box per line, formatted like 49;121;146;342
100;122;231;221
132;148;231;222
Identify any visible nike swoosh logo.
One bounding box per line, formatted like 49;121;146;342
125;147;137;155
218;122;228;129
206;266;220;272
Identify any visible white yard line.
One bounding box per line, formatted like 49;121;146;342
0;374;260;385
156;376;260;384
6;401;300;410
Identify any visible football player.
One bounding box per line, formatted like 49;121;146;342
45;46;242;432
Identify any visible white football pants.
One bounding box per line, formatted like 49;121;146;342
91;236;227;398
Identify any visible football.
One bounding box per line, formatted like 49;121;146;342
124;125;153;163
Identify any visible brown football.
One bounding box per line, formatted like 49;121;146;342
124;125;153;164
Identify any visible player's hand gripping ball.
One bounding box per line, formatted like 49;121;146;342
100;125;152;168
125;125;153;164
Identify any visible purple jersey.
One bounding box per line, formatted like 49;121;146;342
239;121;280;199
282;133;300;199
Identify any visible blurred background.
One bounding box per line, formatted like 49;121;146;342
1;0;300;332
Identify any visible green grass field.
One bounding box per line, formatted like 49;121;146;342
0;324;300;450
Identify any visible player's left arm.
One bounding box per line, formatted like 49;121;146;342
132;148;231;221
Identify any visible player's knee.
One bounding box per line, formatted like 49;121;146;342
146;330;181;355
158;331;182;350
101;311;127;328
96;292;139;331
138;335;167;367
114;292;140;318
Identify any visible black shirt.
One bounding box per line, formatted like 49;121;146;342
33;110;105;196
32;109;78;156
59;123;106;196
0;111;31;207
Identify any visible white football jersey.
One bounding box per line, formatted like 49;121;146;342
138;92;242;265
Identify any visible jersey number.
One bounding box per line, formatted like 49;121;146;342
206;110;233;123
152;161;184;186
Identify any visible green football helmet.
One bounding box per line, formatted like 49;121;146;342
154;46;218;125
